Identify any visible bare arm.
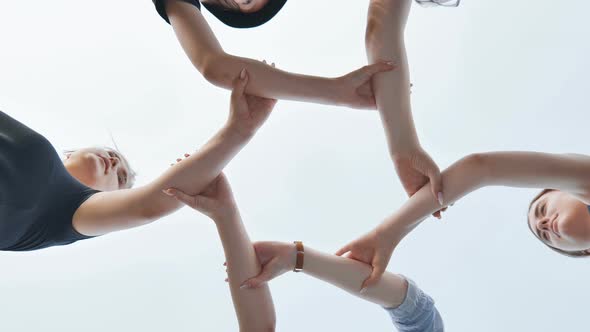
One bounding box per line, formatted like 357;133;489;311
166;0;393;109
216;212;276;331
73;125;248;235
365;0;443;203
381;152;590;241
338;151;590;287
243;241;408;309
165;174;275;331
365;0;417;154
73;72;275;236
304;246;408;308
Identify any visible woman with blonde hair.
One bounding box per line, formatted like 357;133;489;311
0;69;273;251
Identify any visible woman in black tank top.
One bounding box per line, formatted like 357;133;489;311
0;70;273;251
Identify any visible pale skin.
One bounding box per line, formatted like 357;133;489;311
68;69;277;237
165;0;395;109
365;0;445;215
167;0;445;210
337;152;590;289
164;173;276;332
242;241;410;309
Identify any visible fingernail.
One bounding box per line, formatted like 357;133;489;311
385;61;394;66
240;68;246;79
240;283;250;290
437;192;444;206
360;287;367;294
163;189;173;196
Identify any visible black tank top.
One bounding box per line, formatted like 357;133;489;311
0;111;99;251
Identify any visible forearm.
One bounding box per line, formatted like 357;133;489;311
167;0;338;105
379;151;590;241
205;54;340;105
483;152;590;196
215;213;276;331
303;246;407;308
144;125;251;218
380;154;488;240
365;0;419;155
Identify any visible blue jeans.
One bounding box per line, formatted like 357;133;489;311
384;277;444;332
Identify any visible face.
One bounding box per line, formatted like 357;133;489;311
63;147;130;191
528;190;590;252
213;0;270;13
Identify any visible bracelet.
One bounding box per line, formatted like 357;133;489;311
293;241;304;273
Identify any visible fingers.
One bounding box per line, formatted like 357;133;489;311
418;154;443;207
162;187;194;206
240;260;277;289
360;259;386;293
231;68;249;101
433;206;449;219
170;153;191;167
262;59;276;68
335;243;352;256
360;61;396;80
428;170;444;207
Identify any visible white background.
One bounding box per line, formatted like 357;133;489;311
0;0;589;331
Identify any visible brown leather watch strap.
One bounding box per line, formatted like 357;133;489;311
293;241;304;272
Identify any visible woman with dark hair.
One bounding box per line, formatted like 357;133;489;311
153;0;395;110
336;151;590;291
0;70;273;251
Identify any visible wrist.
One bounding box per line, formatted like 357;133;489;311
286;242;298;271
391;142;423;160
325;77;345;107
223;121;255;142
376;219;404;245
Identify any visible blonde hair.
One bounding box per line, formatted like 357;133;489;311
527;189;590;258
63;146;137;189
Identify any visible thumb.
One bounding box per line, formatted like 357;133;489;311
360;261;386;293
163;188;195;206
231;68;249;101
359;61;396;81
335;243;352;256
414;153;444;206
241;258;280;289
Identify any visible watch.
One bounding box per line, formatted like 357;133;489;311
293;241;304;272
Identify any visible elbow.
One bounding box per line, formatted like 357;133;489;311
201;54;233;89
463;153;491;183
262;316;277;332
364;16;403;51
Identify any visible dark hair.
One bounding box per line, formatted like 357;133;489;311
202;0;288;29
527;189;590;258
